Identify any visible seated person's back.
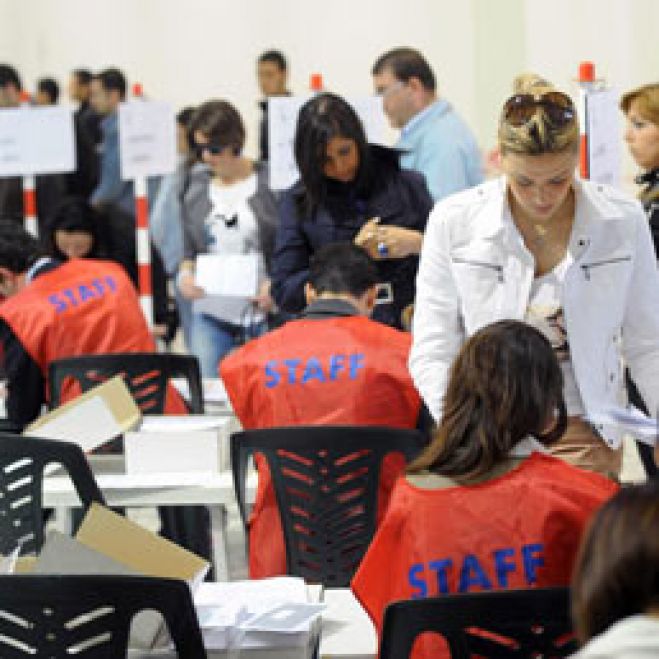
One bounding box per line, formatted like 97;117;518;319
351;320;618;659
221;243;424;577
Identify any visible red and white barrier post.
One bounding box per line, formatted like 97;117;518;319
577;61;595;180
135;176;153;327
22;174;37;237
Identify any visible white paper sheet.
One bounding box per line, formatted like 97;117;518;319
139;415;230;433
194;253;259;297
585;87;621;187
586;406;657;446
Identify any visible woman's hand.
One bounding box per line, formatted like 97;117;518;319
252;279;275;313
354;217;423;260
178;269;205;300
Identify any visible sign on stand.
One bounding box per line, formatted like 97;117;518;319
118;100;176;327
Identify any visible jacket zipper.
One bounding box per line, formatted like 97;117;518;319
581;256;631;281
452;257;505;283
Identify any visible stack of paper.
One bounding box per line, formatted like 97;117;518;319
193;577;324;651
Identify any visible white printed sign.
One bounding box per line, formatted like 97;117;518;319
0;106;75;177
268;95;388;190
119;100;176;180
585;88;621;187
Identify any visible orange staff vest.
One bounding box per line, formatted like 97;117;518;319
220;315;422;578
0;258;186;414
351;453;618;659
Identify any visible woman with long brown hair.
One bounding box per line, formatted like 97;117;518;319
352;320;617;659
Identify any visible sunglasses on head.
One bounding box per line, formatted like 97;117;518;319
502;91;575;127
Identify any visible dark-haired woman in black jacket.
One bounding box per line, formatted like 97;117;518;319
271;93;432;328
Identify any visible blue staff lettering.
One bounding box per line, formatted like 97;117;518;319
264;353;365;388
47;276;118;313
407;544;545;597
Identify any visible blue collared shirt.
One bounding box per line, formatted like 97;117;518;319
397;99;483;201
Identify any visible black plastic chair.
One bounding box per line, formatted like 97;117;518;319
47;352;210;565
48;352;204;414
231;425;425;587
0;434;105;556
379;587;577;658
0;574;206;657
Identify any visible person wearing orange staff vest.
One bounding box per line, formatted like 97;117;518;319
0;220;186;425
221;242;428;578
351;321;617;659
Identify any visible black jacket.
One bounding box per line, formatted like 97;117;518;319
271;145;433;328
638;168;659;258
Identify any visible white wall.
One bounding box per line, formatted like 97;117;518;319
0;0;656;164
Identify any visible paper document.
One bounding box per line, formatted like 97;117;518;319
195;253;259;297
139;415;229;433
586;406;657;446
171;377;228;404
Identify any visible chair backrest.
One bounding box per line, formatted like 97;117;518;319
0;574;206;657
48;352;204;414
379;587;577;658
231;425;425;587
0;434;105;556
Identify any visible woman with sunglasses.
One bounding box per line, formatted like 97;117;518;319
177;100;278;376
410;75;659;478
271;92;433;329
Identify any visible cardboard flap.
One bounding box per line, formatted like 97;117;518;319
24;377;142;453
76;503;208;581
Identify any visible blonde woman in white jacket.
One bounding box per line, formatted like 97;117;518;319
410;76;659;477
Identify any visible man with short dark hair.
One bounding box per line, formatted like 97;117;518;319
372;47;483;201
0;64;21;108
89;68;132;214
35;77;59;105
256;49;290;161
221;242;425;577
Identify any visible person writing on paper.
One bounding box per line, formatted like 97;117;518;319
221;242;428;578
352;321;618;659
177;100;278;376
0;221;186;427
271;93;432;329
410;75;659;478
571;480;659;658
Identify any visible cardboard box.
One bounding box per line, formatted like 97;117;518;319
24;376;141;454
124;430;221;475
33;503;209;649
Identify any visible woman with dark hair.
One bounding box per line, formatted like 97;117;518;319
352;320;617;659
572;480;659;657
44;195;105;260
271;92;432;328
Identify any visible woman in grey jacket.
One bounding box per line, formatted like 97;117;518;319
178;100;278;376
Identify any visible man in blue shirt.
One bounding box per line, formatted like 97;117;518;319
372;48;483;201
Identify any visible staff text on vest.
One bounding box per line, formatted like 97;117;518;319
264;353;365;388
47;276;118;313
408;543;545;597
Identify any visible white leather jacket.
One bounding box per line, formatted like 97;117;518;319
410;177;659;448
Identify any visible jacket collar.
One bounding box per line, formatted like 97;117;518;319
301;298;360;319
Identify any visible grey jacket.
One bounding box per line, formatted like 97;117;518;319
181;161;279;273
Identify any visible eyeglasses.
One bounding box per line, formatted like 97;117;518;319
502;91;575;127
194;142;225;157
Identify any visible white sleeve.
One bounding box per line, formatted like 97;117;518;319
409;203;464;421
622;204;659;417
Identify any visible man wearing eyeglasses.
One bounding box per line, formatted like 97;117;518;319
372;48;483;202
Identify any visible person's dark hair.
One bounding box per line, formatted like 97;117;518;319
408;320;567;481
73;69;92;86
372;47;436;92
294;93;371;216
0;220;40;273
177;106;196;127
308;243;379;297
44;196;103;260
189;100;245;155
0;64;21;91
37;77;59;104
572;480;659;644
94;68;126;100
258;50;287;72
